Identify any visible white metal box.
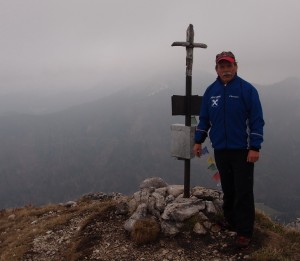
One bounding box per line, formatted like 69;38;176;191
171;124;195;159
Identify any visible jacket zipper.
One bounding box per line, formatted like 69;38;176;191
223;84;228;148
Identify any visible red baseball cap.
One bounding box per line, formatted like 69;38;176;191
216;51;236;64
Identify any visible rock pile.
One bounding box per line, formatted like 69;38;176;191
124;177;225;238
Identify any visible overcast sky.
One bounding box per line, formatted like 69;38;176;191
0;0;299;94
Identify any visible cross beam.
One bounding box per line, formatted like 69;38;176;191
172;24;207;77
171;24;207;198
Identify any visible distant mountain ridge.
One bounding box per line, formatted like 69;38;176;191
0;75;299;222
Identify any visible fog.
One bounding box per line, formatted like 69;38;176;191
0;0;299;100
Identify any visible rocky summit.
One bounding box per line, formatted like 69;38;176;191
0;177;299;261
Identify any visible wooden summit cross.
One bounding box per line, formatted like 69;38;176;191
171;24;207;198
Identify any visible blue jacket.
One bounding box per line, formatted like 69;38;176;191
195;75;264;150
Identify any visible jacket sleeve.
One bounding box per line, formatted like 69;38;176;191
195;90;211;144
248;87;265;150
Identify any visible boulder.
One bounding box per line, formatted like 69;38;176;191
140;177;168;189
161;198;205;222
167;185;184;198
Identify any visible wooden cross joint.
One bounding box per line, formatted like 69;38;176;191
171;42;207;49
171;24;207;76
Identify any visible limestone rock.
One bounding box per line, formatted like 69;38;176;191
193;222;207;235
165;195;175;204
61;201;77;208
205;201;218;215
151;192;166;212
124;203;148;232
161;198;205;222
192;186;222;200
155;187;168;197
132;189;151;206
287;217;300;229
161;221;182;236
8;214;16;220
140;177;168;189
167;185;184;198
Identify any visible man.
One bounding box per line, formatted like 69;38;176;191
193;51;264;248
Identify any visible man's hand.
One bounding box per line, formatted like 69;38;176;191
193;143;202;158
247;150;260;163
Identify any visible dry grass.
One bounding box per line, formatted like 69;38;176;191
61;201;117;261
0;204;68;261
1;200;299;261
250;211;300;261
130;218;160;245
0;199;117;261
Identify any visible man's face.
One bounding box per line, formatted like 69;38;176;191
215;60;237;84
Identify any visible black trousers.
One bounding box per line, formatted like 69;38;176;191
214;149;255;237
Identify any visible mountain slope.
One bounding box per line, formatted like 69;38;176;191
0;76;299;222
0;192;299;261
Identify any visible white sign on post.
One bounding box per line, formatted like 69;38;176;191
170;124;196;159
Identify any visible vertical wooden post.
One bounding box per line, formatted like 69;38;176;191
171;24;207;198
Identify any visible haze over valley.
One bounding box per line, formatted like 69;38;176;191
0;74;299;223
